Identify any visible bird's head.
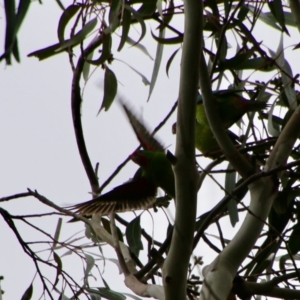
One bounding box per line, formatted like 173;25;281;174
130;150;151;169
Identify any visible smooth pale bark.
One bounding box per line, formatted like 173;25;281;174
162;0;200;298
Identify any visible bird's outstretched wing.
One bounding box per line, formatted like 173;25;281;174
120;100;165;153
68;177;157;216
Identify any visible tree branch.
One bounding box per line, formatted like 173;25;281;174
162;0;200;297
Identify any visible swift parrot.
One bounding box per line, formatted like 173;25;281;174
196;89;268;128
173;89;268;157
69;101;175;216
172;121;240;158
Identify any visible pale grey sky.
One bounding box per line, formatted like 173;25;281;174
1;1;298;299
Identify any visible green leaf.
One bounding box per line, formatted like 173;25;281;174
289;0;300;32
82;50;95;82
101;217;124;241
219;57;275;72
89;33;112;65
12;36;20;62
117;8;131;51
95;288;126;300
126;36;153;60
124;6;146;44
237;5;249;22
137;0;157;16
225;163;239;227
99;67;118;112
53;218;62;249
15;0;31;33
53;252;63;287
288;223;300;255
151;30;183;44
21;283;33;300
108;0;122;32
57;5;81;44
268;102;281;137
123;292;144;300
27;43;65;60
1;0;16;64
54;0;65;11
166;47;180;77
269;34;297;109
56;17;98;52
218;51;253;71
267;0;288;34
247;5;281;31
118;60;150;85
126;216;143;257
161;0;174;28
84;254;95;280
147;28;165;101
88;291;102;300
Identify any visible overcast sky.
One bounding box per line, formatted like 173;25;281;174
1;1;299;299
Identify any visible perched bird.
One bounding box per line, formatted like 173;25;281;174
173;89;268;157
196;89;268;128
172;121;239;158
69;101;175;217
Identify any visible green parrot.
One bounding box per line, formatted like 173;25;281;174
196;89;268;128
172;121;239;158
69;102;175;216
173;89;268;157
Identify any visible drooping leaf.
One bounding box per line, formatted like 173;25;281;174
268;101;281;137
125;215;143;257
53;218;62;249
89;33;112;65
101;217;124;241
53;252;63;287
147;28;165;101
126;36;153;60
151;30;183;44
124;6;146;44
55;0;65;11
89;293;101;300
99;67;118;112
82;50;95;81
137;0;157;16
21;283;33;300
217;57;276;72
84;254;95;280
289;0;300;32
247;5;281;31
95;288;126;300
118;59;150;85
56;18;98;52
108;0;122;32
117;8;131;51
237;5;249;22
267;0;288;34
269;34;297;109
123;292;144;300
161;0;174;28
218;51;253;71
57;5;81;44
166;47;180;77
28;43;66;60
1;0;16;64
